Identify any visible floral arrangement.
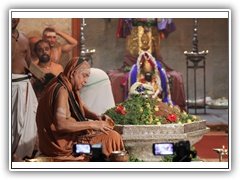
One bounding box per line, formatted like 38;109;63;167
105;94;199;125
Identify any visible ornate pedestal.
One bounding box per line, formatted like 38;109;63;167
114;120;209;161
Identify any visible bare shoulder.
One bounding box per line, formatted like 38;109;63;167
53;85;70;114
54;85;69;107
51;62;64;75
57;86;68;98
55;63;64;70
18;31;29;43
20;31;28;38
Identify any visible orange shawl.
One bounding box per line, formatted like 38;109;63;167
36;57;90;156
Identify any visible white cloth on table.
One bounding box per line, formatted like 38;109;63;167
80;68;115;115
12;74;38;159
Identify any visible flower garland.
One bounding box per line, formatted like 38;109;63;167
129;82;155;97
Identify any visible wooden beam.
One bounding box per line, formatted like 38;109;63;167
72;18;81;58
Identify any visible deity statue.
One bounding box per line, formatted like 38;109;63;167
115;18;186;110
129;51;172;104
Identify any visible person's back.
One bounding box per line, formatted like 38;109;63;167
36;80;74;156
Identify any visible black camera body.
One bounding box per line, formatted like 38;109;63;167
91;143;105;162
153;140;197;162
172;140;197;162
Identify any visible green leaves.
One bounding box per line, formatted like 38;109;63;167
105;95;161;125
105;94;200;125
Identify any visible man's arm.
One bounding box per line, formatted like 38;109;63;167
53;87;113;134
55;30;78;53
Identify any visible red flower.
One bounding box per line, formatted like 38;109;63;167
167;114;177;122
115;105;127;115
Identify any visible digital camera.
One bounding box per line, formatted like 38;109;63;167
152;141;197;162
152;143;174;156
91;143;105;162
72;144;91;156
72;143;106;161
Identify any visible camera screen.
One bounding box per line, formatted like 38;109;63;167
74;144;91;154
153;143;174;155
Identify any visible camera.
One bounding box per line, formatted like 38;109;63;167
91;143;105;162
173;140;197;162
153;140;197;162
72;143;106;161
152;143;174;156
72;144;91;156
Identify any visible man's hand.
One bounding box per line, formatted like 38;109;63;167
99;114;115;128
91;121;113;135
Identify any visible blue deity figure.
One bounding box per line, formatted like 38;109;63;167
128;51;173;104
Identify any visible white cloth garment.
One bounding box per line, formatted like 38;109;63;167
12;74;38;160
80;68;115;115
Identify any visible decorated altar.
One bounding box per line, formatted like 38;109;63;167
104;18;209;161
105;88;209;161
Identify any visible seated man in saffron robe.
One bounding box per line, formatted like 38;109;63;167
129;51;173;104
36;57;124;160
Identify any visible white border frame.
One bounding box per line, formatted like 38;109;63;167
9;9;231;171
